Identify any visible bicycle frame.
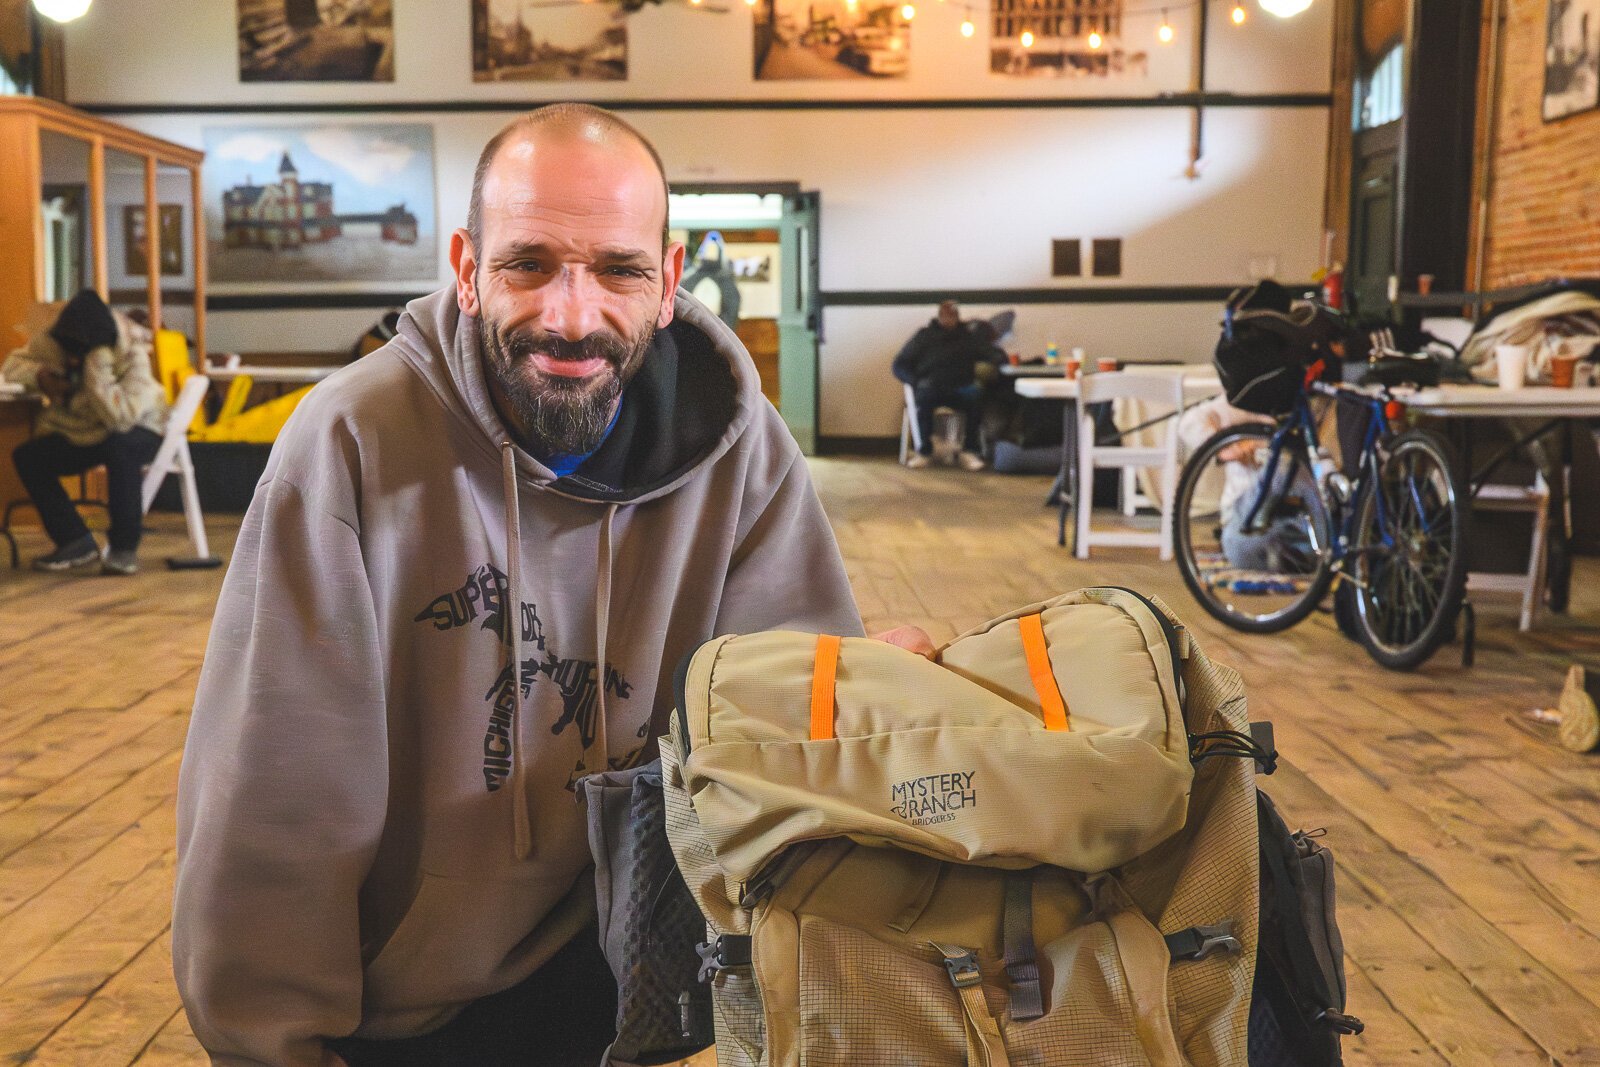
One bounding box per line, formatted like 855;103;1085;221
1236;386;1395;571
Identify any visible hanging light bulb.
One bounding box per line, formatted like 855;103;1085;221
1020;29;1035;47
1231;4;1247;24
1087;29;1103;48
1258;0;1313;15
744;0;757;6
32;0;92;20
1157;9;1174;42
901;2;915;18
961;18;975;36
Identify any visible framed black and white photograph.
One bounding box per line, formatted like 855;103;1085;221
1544;0;1600;120
203;123;437;291
753;0;911;80
238;0;396;82
471;0;627;81
991;0;1149;80
123;205;186;278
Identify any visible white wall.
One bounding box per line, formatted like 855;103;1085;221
63;0;1335;437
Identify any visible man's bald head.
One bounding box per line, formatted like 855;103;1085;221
466;103;670;253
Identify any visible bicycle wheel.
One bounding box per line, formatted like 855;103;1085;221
1174;423;1336;633
1347;427;1469;670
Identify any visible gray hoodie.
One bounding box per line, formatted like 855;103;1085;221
173;287;862;1066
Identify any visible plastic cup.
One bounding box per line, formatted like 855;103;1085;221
1551;354;1578;388
1097;357;1118;373
1007;351;1020;366
1064;358;1081;380
1495;344;1526;390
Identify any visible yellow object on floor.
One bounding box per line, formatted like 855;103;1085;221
188;376;311;444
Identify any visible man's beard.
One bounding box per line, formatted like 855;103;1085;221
479;317;655;458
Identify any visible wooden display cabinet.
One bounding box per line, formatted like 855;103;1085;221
0;97;205;510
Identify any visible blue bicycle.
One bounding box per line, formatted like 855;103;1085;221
1173;378;1470;670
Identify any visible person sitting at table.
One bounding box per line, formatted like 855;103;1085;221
892;300;1003;471
1;289;168;575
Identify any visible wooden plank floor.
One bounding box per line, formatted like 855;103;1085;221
2;455;1598;1064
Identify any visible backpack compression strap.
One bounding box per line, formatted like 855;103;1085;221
810;634;842;740
1019;614;1071;731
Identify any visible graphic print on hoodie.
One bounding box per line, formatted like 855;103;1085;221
413;562;637;790
173;286;864;1067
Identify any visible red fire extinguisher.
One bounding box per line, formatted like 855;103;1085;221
1321;263;1345;310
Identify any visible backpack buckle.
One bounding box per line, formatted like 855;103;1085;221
1165;921;1242;961
696;934;752;983
935;944;984;989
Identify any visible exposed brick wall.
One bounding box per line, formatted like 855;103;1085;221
1473;0;1600;289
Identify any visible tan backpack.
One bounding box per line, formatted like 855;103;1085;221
659;588;1263;1067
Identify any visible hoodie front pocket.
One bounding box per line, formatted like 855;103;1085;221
360;868;588;1035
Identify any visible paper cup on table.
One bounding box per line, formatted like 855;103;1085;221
1495;344;1527;390
1551;355;1579;388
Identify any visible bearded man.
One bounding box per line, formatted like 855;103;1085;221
174;104;868;1067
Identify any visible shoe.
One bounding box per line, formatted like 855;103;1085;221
905;453;932;469
32;534;100;572
958;451;986;472
1558;665;1600;753
101;549;139;576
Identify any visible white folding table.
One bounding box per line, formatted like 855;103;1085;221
1015;366;1223;546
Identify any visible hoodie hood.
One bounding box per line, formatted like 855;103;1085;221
388;286;761;506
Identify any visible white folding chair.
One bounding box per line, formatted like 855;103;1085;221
1467;472;1551;631
141;374;213;562
898;382;924;465
1074;372;1185;561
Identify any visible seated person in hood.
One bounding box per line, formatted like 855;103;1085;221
892;300;1003;471
2;289;168;575
174;104;913;1067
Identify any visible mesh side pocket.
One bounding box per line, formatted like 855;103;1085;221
711;967;766;1067
797;916;969;1067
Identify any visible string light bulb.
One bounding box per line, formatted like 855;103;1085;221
1231;4;1246;23
901;2;914;18
961;18;975;36
1258;0;1313;15
1087;29;1103;48
1020;30;1035;47
32;0;91;19
1157;10;1173;42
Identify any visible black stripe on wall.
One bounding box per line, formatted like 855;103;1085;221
80;93;1331;117
820;285;1259;306
202;284;1284;312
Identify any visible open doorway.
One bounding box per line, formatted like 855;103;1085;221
670;186;821;454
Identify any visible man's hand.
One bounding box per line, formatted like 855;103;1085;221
871;625;937;659
35;368;70;404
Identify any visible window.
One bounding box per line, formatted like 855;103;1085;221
1357;44;1404;129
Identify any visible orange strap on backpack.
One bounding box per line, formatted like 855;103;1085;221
810;634;842;740
1019;614;1071;731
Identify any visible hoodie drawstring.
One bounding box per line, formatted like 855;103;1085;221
591;504;618;774
501;443;533;860
501;445;620;860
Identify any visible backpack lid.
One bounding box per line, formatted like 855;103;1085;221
674;589;1194;885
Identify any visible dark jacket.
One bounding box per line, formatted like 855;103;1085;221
892;320;1001;393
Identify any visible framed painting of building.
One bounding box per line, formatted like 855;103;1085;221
202;123;437;292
